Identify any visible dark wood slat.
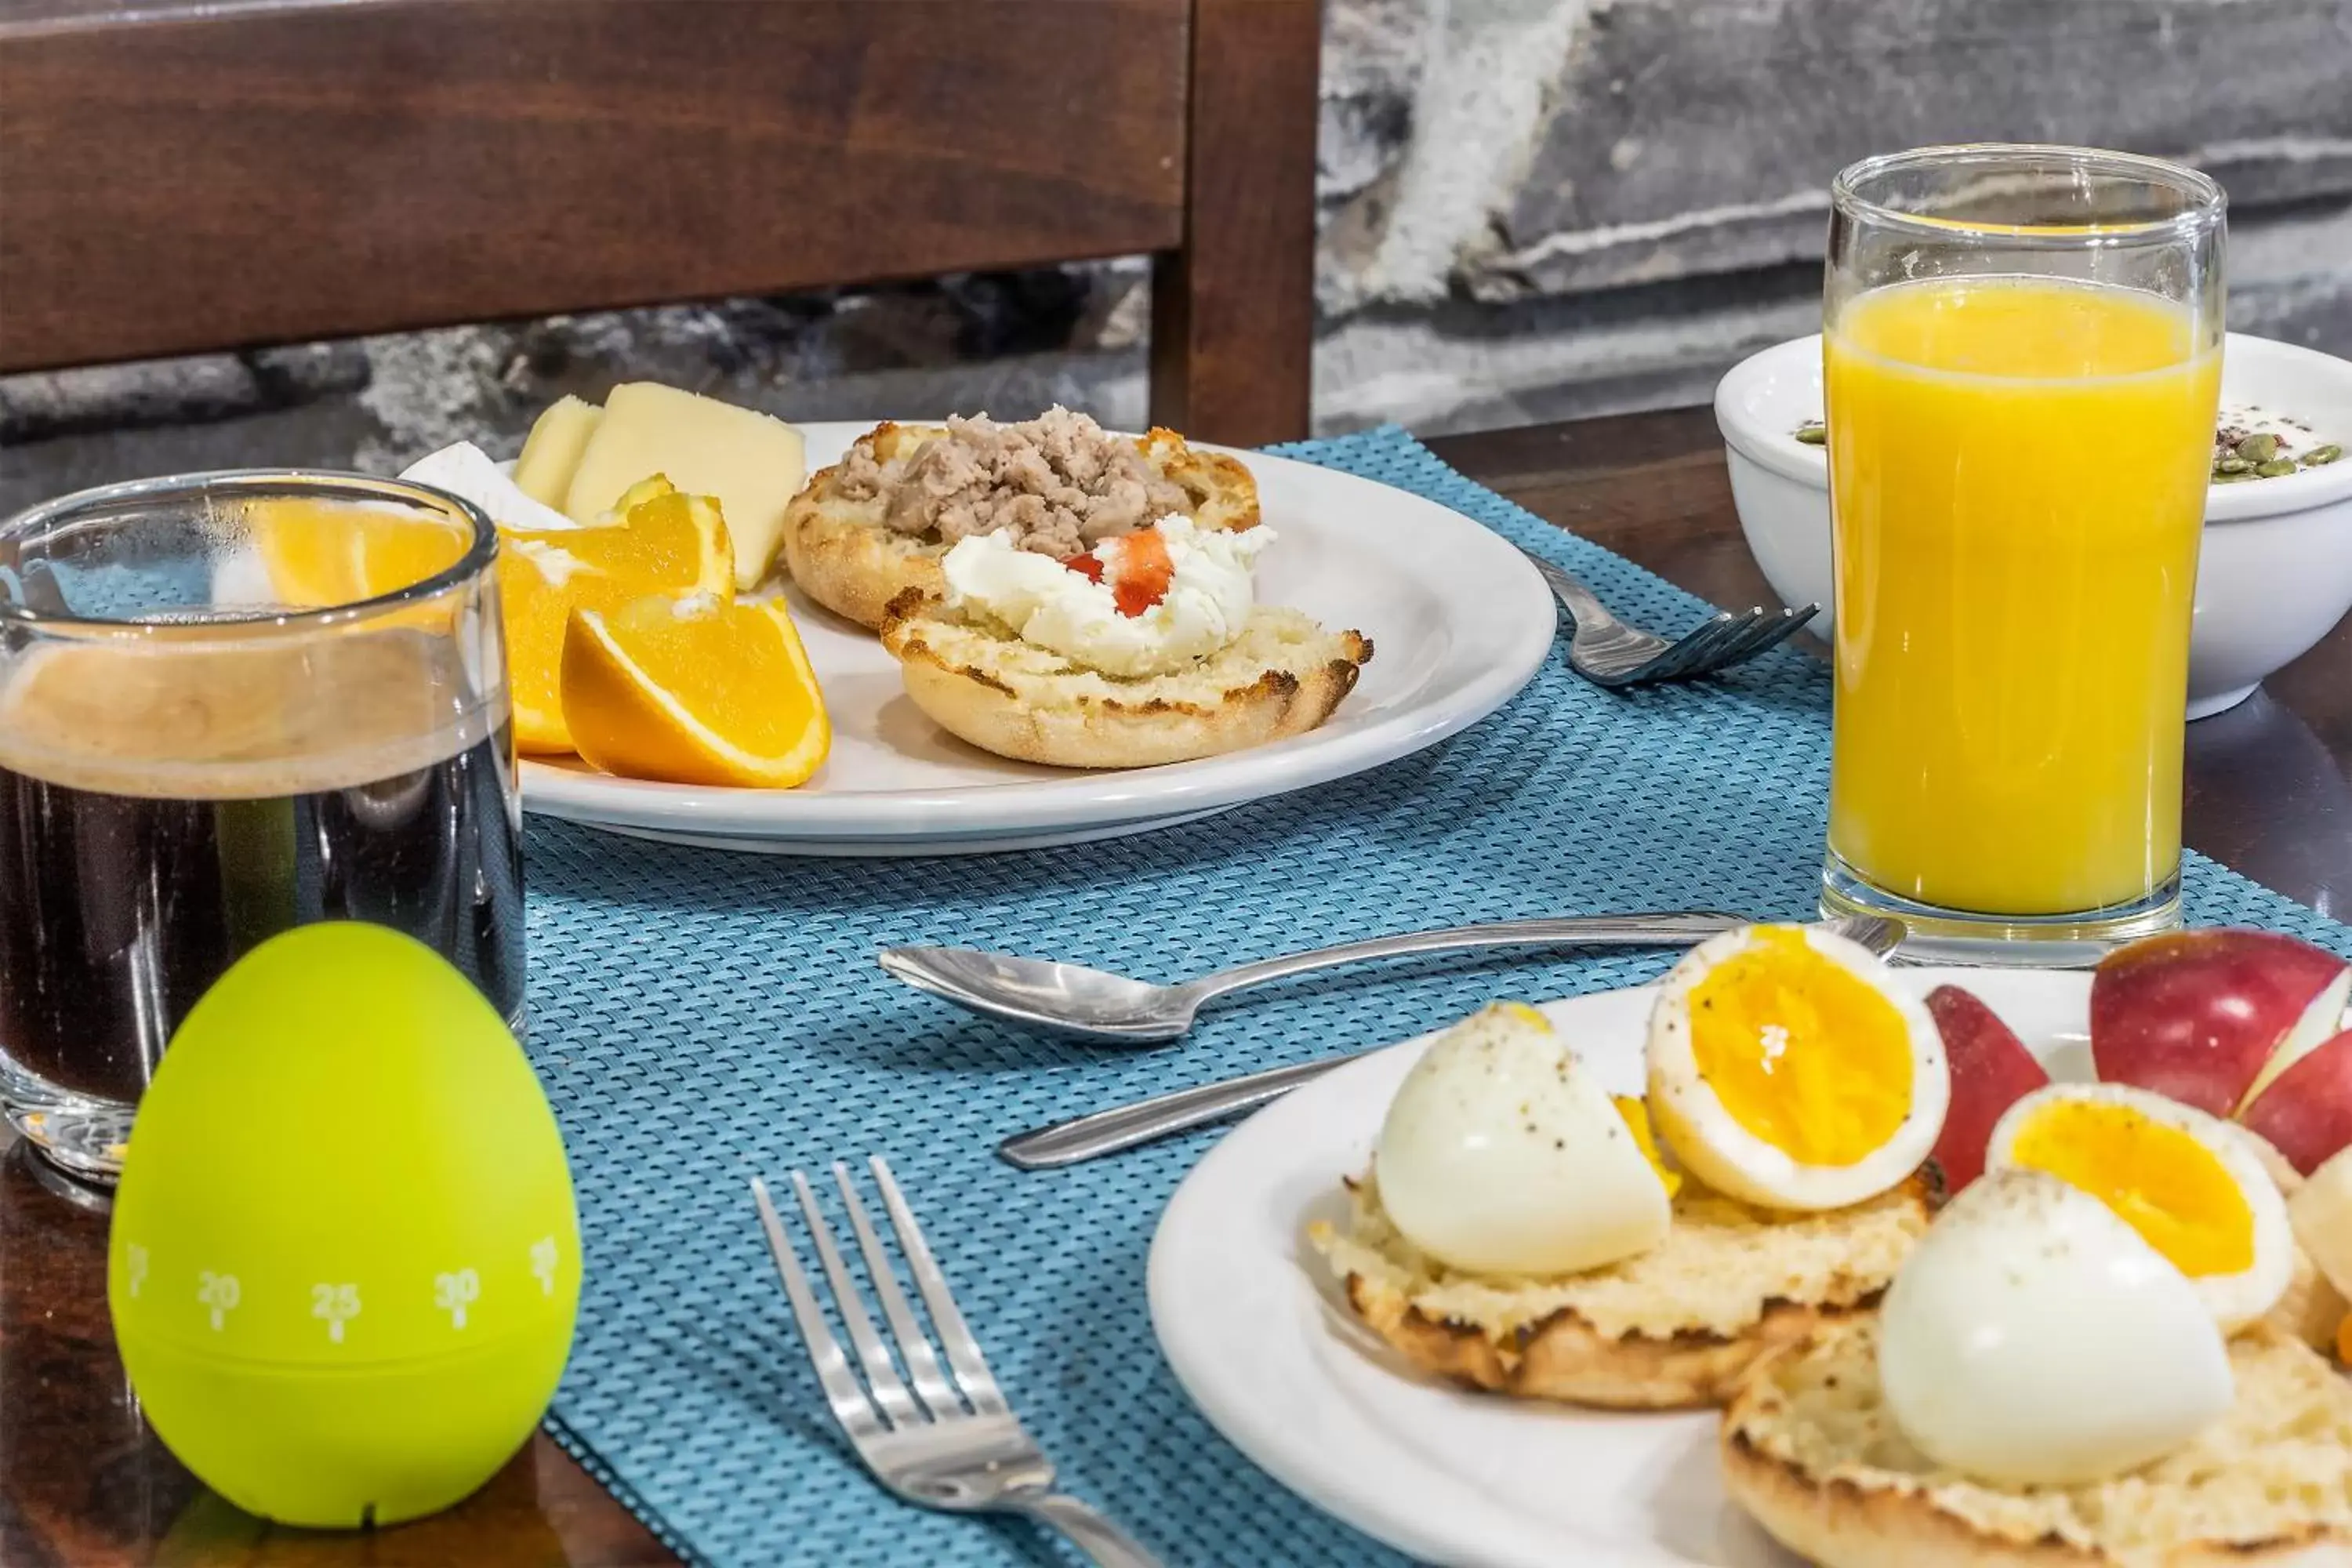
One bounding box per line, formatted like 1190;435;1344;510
0;0;1189;372
1148;0;1319;446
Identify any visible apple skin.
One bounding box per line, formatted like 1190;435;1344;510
2241;1029;2352;1176
2090;930;2349;1118
1924;985;2049;1194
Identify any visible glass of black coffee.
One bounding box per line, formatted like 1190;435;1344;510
0;471;521;1181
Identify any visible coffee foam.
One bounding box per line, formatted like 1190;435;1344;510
0;632;503;800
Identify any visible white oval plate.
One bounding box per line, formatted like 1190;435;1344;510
1149;968;2096;1568
520;423;1555;855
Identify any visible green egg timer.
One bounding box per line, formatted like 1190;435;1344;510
107;923;580;1528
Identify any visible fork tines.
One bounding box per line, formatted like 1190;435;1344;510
750;1157;1009;1440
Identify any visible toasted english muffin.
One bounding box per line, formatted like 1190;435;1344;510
877;593;1369;770
1308;1171;1931;1410
1721;1317;2352;1567
782;418;1259;630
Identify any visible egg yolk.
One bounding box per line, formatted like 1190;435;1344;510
2006;1100;2255;1278
1611;1095;1683;1199
1686;927;1913;1165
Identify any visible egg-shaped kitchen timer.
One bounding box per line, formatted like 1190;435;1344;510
107;923;581;1528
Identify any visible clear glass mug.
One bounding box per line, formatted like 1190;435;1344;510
0;472;523;1181
1817;145;2227;949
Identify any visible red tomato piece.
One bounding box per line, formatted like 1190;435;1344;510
1111;528;1174;618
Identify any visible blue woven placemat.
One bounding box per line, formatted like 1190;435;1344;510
525;425;2352;1567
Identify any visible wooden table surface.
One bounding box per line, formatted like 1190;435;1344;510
5;406;2348;1566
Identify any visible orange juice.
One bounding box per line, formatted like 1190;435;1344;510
1825;277;2220;916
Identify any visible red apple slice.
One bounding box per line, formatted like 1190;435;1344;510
1924;985;2049;1193
2241;1029;2352;1176
2090;930;2350;1118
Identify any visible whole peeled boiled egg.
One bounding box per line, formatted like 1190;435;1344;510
1877;1169;2233;1486
1375;1003;1672;1275
1985;1082;2293;1332
1645;924;1947;1210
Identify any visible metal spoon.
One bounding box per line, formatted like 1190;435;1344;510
996;913;1909;1168
878;912;1901;1045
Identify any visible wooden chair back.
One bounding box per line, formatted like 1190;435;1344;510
0;0;1318;445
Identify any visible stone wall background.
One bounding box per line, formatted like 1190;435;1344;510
8;0;2352;510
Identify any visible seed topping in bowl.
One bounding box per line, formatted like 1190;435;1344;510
1791;409;2342;482
2212;412;2342;482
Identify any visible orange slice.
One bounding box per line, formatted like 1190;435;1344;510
561;593;829;788
497;489;734;753
251;498;473;608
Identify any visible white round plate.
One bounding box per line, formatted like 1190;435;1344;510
520;423;1555;855
1149;968;2096;1568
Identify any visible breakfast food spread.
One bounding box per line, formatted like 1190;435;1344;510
1306;919;2352;1563
1310;930;1948;1410
782;408;1260;630
880;514;1369;770
398;388;1361;789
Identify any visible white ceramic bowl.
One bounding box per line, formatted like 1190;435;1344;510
1715;331;2352;719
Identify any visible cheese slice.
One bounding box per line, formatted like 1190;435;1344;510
561;383;806;591
514;395;603;508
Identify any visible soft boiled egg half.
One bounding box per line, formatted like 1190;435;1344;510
1646;924;1948;1210
1986;1081;2294;1332
1878;1169;2233;1486
1375;1004;1675;1276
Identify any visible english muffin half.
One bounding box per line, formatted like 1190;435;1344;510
1721;1317;2352;1567
782;414;1260;630
1308;1171;1931;1410
878;593;1369;771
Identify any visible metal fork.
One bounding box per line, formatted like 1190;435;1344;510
750;1160;1161;1567
1522;548;1815;688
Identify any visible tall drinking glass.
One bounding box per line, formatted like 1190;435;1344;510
1818;145;2226;950
0;472;522;1181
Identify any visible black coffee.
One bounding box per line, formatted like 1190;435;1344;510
0;631;524;1105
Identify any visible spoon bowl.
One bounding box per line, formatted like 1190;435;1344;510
876;948;1199;1042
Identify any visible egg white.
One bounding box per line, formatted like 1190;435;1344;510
1878;1169;2234;1486
1645;925;1947;1211
1375;1004;1671;1276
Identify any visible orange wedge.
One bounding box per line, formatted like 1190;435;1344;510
251;497;474;608
497;488;734;753
561;593;829;788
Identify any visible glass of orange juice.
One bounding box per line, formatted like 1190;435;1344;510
1819;145;2226;949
